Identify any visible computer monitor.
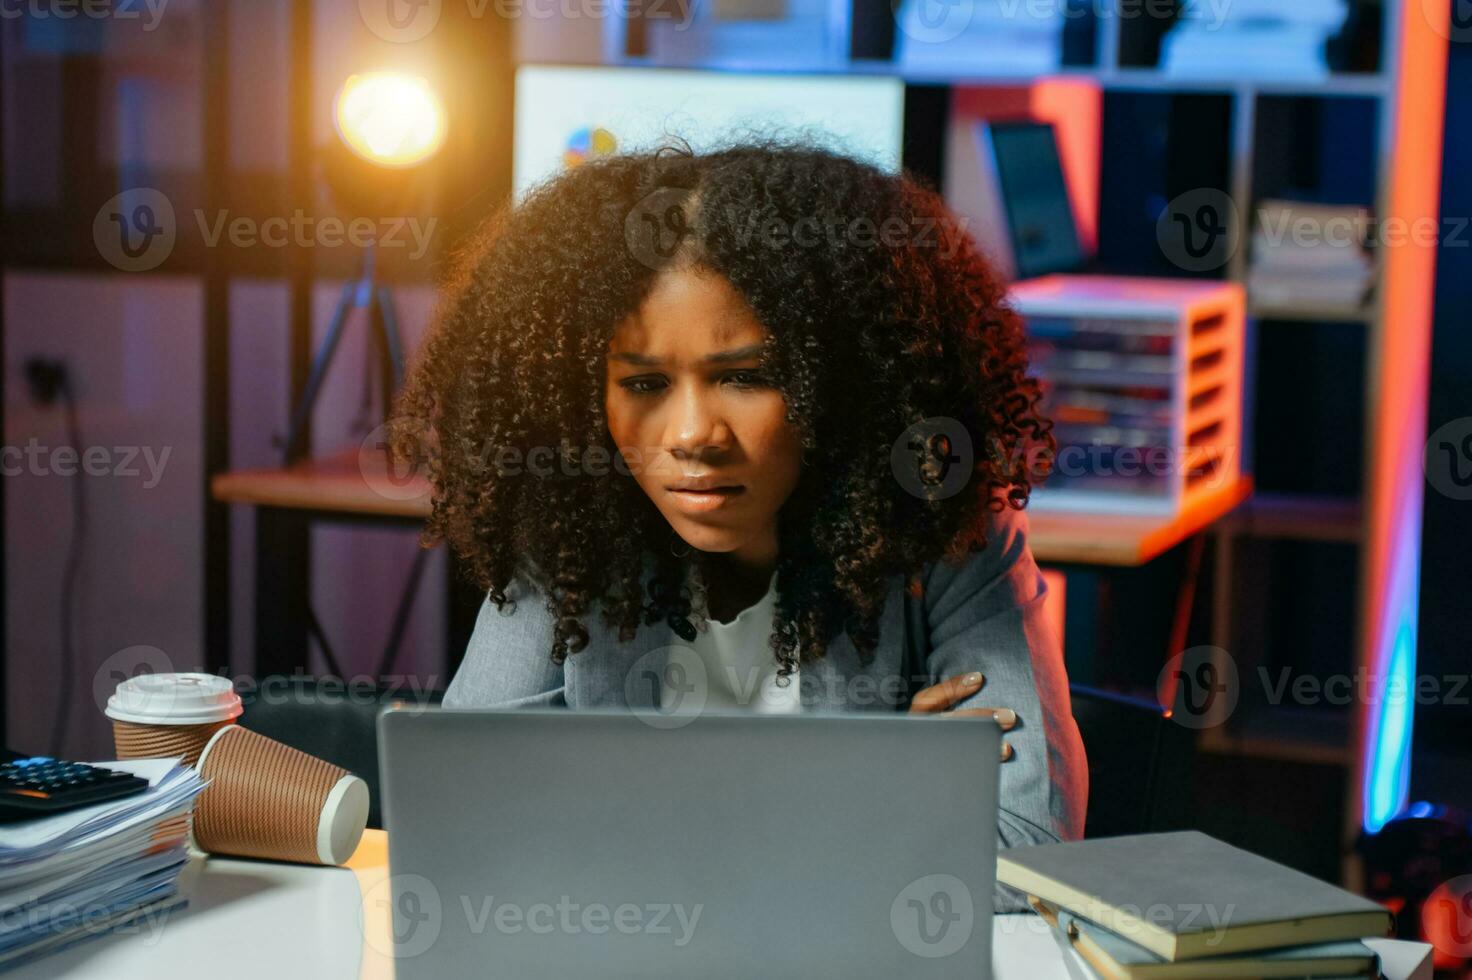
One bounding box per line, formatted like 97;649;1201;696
981;121;1086;281
512;64;905;199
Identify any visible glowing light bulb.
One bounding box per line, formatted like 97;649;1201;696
333;72;447;169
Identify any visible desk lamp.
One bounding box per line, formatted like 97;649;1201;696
281;71;447;464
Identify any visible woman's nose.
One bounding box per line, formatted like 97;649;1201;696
666;385;729;462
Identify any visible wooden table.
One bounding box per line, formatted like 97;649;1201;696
212;450;472;681
212;449;431;519
214;452;1252;680
215;452;1252;566
1026;477;1253;566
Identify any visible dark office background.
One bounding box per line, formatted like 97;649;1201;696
0;0;1467;891
1415;33;1472;808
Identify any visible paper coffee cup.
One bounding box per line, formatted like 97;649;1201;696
106;673;243;767
192;725;369;866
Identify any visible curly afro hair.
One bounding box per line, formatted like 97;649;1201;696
393;137;1052;678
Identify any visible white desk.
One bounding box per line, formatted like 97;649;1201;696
15;831;1432;980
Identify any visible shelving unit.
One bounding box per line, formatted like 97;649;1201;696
585;0;1450;861
1226;493;1363;545
610;55;1394;98
1198;706;1357;767
1246;303;1374;325
848;64;1394;98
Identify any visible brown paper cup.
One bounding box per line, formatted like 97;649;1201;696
192;725;369;866
112;719;235;768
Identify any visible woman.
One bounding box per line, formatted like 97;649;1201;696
394;140;1087;911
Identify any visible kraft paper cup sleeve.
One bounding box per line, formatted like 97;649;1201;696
112;718;235;768
192;725;368;866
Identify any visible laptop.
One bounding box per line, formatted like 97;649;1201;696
377;707;1000;978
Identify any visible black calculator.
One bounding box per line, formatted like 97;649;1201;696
0;757;150;822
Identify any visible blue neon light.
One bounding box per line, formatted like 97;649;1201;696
1364;616;1415;834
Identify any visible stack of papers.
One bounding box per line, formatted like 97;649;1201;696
1161;0;1349;79
1248;199;1375;315
0;758;205;971
894;0;1064;74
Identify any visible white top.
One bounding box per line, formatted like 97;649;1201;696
661;570;801;714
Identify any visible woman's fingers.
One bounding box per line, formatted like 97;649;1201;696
935;706;1017;762
944;707;1017;731
907;672;984;713
907;675;1015;761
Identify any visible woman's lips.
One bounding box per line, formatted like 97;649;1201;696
666;486;745;513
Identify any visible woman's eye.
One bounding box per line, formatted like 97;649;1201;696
722;370;767;389
619;375;667;395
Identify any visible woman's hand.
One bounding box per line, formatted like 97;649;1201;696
907;672;1016;762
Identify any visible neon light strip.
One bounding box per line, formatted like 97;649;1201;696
1358;0;1447;835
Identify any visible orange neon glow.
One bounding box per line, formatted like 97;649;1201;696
1030;80;1102;253
1040;566;1067;649
1355;0;1449;835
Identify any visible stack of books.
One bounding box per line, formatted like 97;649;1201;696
894;0;1063;75
1000;831;1394;979
1161;0;1350;79
1248;200;1375;316
0;758;205;971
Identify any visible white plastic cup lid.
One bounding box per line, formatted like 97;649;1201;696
105;672;243;726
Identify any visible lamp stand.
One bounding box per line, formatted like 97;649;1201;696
281;244;405;464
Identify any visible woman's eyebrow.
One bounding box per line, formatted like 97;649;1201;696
608;344;764;367
702;344;765;364
608;351;660;366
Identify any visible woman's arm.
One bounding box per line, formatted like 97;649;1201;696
916;505;1088;911
442;577;567;708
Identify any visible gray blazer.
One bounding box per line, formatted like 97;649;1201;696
442;505;1088;912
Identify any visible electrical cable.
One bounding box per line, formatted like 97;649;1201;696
50;373;84;758
25;360;84;757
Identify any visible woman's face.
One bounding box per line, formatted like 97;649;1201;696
605;266;803;567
